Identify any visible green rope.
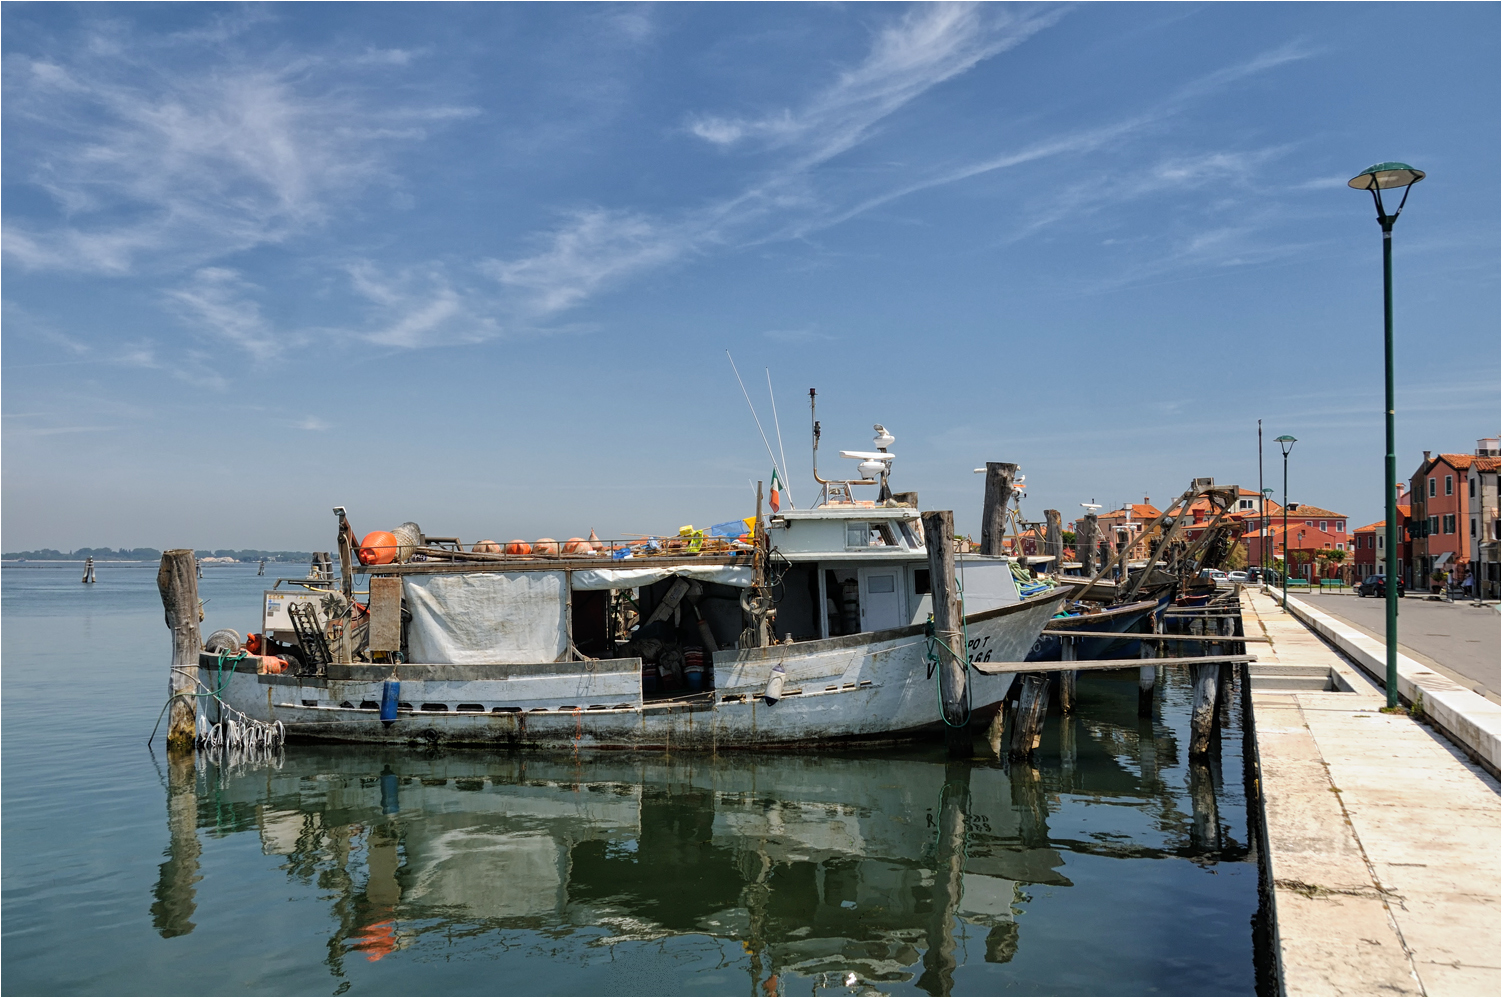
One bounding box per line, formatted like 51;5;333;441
146;650;247;744
924;571;973;727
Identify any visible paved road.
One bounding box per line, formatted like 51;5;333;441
1299;590;1500;702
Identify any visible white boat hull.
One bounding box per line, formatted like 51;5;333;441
205;589;1068;750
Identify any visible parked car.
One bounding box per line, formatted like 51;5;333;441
1247;567;1281;584
1225;571;1249;584
1355;575;1405;598
1198;568;1228;583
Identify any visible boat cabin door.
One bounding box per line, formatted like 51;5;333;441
858;567;903;632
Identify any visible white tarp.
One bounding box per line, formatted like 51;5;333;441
569;564;754;591
404;572;567;664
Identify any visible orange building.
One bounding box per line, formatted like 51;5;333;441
1409;449;1493;586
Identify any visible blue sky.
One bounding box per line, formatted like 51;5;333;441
4;2;1497;551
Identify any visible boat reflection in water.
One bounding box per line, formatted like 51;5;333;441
152;671;1254;995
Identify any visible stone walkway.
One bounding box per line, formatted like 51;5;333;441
1242;588;1501;997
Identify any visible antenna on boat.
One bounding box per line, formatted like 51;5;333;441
766;368;793;508
811;389;828;487
726;350;789;505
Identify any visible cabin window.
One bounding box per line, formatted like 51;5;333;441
868;574;895;594
846;523;867;548
872;521;898;546
898;520;922;548
913;569;931;595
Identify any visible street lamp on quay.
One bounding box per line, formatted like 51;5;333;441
1277;435;1297;608
1262;487;1275;576
1349;161;1425;710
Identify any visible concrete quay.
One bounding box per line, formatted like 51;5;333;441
1241;587;1501;997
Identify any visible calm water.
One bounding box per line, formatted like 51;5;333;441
2;562;1261;995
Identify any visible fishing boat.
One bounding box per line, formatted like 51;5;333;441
193;407;1069;751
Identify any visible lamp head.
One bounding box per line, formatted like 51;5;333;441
1275;434;1297;457
1348;162;1425;191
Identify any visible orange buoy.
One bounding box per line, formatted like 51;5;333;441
359;531;399;565
562;537;591;554
259;655;287;675
504;540;532;555
471;539;503;554
533;537;559;556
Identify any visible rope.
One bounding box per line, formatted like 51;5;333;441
923;570;973;727
148;659;285;756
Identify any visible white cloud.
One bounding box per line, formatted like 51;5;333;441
3;37;473;275
482;209;691;315
344;261;501;348
165;268;284;360
686;2;1063;168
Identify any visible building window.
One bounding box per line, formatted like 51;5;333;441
1445;475;1453;496
1305;520;1313;527
1336;543;1344;551
1429;477;1436;497
1471;477;1478;498
1337;521;1344;532
1377;535;1384;550
1320;520;1328;532
1472;518;1478;537
1443;513;1456;534
1429;515;1439;535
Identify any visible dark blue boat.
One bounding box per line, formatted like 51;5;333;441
1023;597;1163;662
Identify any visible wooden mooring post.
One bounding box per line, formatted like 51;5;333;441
1139;619;1159;717
1057;634;1077;714
81;556;96;584
1009;674;1049;758
922;510;970;756
157;549;202;753
1187;615;1219;756
1044;509;1063;567
979;462;1017;556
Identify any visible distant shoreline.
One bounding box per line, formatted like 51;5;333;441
3;551;314;563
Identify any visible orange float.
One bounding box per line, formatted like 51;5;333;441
533;538;559;556
562;537;590;554
359;530;399;565
504;540;532;555
471;539;503;554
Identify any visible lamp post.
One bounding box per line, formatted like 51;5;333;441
1258;419;1265;573
1349;162;1424;710
1277;435;1297;607
1262;487;1275;578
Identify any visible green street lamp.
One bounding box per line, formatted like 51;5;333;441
1277;435;1297;608
1349;161;1424;710
1261;488;1275;577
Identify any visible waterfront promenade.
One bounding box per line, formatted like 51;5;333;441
1298;589;1500;703
1242;588;1500;996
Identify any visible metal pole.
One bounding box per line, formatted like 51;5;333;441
1381;214;1400;709
1258;420;1264;576
1282;452;1289;610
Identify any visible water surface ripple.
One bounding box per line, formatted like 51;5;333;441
2;563;1258;995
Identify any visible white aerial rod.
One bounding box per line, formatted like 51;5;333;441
726;350;786;494
766;368;795;507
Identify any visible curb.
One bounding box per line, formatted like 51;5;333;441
1268;587;1500;776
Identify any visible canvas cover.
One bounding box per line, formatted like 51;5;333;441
569;564;753;591
404;571;567;664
